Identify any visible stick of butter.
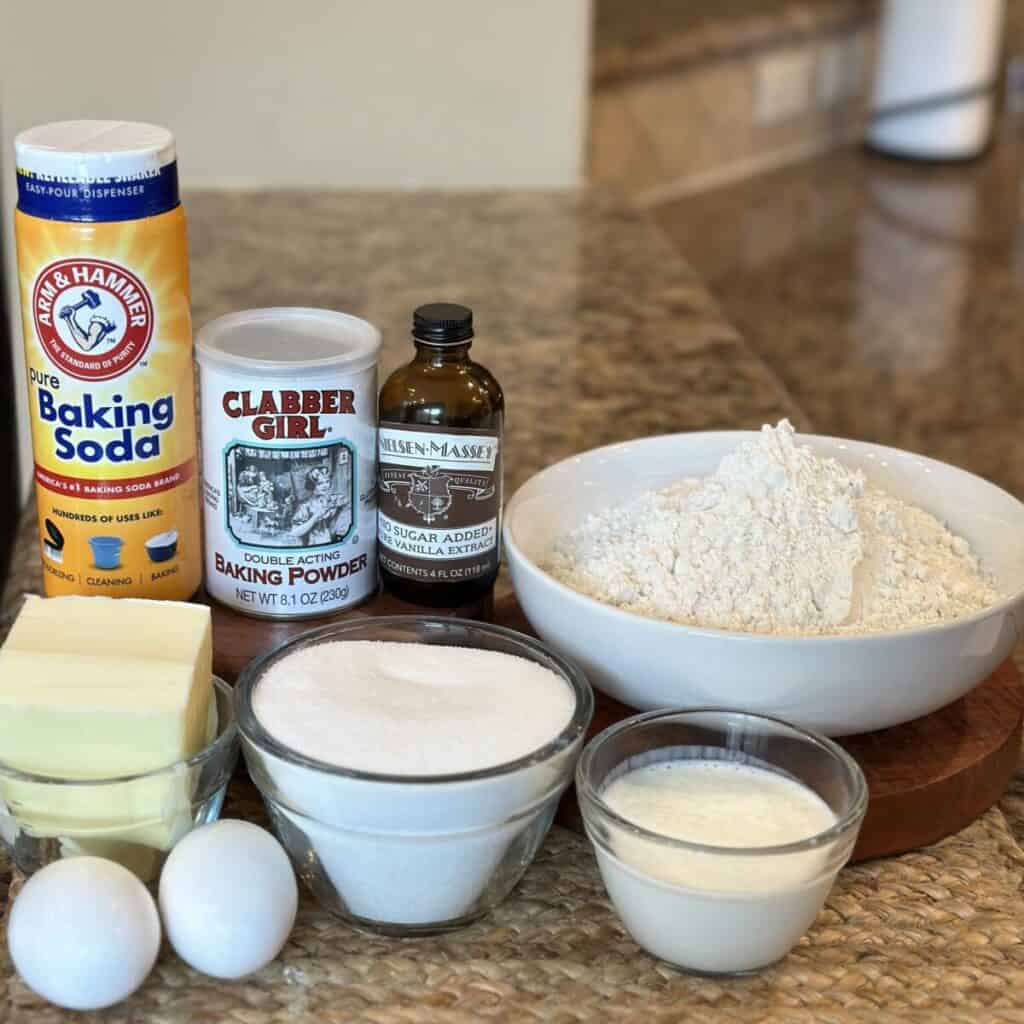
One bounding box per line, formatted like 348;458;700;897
0;596;212;776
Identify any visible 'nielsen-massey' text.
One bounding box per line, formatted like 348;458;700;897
380;437;496;461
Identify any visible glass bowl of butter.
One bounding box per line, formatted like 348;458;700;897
0;595;239;883
236;615;593;936
0;677;238;883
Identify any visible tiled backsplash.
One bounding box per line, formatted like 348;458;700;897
589;0;879;202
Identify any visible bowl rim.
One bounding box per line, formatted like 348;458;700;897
0;676;237;786
576;706;869;857
234;614;595;785
504;428;1024;644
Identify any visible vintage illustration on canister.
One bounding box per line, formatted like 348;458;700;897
224;443;354;549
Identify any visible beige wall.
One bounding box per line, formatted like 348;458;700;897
3;0;592;497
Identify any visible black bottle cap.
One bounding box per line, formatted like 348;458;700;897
412;303;474;345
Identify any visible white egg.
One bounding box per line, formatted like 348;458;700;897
8;857;160;1011
159;819;297;979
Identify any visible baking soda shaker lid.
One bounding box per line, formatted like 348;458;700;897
15;120;179;222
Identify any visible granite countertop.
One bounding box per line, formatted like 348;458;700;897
1;188;802;614
656;120;1024;505
4;188;1024;1022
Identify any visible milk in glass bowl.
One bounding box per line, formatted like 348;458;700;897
577;708;867;974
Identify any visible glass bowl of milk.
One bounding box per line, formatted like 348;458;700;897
577;708;867;974
235;616;594;936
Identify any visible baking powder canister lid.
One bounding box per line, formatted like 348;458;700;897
195;308;382;377
15;120;179;222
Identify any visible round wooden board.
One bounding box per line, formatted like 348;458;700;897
492;595;1024;863
206;585;1024;864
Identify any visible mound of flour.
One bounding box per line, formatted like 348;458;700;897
546;420;999;635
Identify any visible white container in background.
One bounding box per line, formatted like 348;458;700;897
196;308;380;619
868;0;1006;160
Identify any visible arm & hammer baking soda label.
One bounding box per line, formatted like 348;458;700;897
14;121;202;598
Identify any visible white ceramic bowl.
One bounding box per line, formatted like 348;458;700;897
503;432;1024;735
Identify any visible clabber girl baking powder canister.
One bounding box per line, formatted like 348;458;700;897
195;308;381;618
14;120;202;598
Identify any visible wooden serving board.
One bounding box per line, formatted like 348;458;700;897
206;586;1024;864
493;596;1024;863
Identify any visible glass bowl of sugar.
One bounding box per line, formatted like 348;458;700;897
577;708;867;975
235;615;593;936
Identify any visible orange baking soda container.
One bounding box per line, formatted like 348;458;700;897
14;121;201;598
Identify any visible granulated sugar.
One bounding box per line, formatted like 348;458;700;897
546;421;999;636
254;641;574;774
252;640;579;928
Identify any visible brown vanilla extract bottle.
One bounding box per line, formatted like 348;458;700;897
377;304;504;607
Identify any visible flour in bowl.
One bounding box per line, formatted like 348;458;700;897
545;420;999;635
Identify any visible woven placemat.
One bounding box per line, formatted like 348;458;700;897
5;533;1024;1020
4;765;1024;1022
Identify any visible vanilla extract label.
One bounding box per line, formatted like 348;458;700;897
378;513;498;560
377;423;502;583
